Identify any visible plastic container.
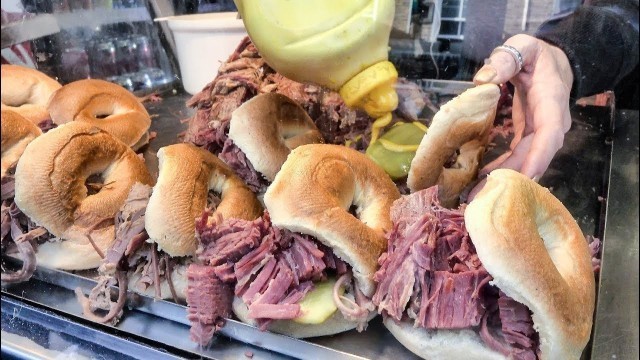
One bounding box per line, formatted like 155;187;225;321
162;12;247;95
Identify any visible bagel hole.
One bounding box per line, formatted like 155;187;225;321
85;174;106;196
444;149;460;169
206;190;222;211
94;113;111;119
348;204;360;218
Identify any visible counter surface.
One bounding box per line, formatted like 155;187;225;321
2;92;637;360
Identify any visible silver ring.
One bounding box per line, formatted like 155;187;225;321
491;45;524;74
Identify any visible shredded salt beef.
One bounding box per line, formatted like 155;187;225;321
187;210;370;345
218;139;270;193
1;166;51;284
37;118;57;133
372;187;540;359
75;183;152;325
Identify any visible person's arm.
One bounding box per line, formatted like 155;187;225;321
535;0;639;100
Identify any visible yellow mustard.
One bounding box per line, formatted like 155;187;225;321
234;0;399;130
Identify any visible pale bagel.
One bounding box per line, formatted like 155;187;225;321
47;79;151;150
1;65;61;126
145;143;263;257
14;122;154;270
407;84;500;207
1;110;41;177
464;169;595;359
264;144;400;297
228;93;324;181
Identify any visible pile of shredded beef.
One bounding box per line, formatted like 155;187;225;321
75;183;181;325
373;187;540;359
1;167;51;284
186;211;372;345
37;119;57;133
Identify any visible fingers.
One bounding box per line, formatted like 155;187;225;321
473;34;540;85
519;105;570;179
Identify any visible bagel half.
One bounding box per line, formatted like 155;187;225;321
379;169;595;359
145;143;263;257
407;84;500;207
264;144;400;296
14;122;154;269
257;144;400;337
227;93;324;182
1;65;61;125
47;79;151;150
1;110;42;178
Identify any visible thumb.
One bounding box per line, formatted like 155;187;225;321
474;34;540;85
473;50;519;85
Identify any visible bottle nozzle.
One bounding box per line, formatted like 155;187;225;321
339;61;399;119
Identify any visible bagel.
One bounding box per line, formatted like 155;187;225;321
407;84;500;207
1;110;41;178
14;122;154;270
376;169;595;359
145;143;263;257
464;169;595;359
265;144;400;297
227;93;324;182
1;65;61;126
47;79;151;150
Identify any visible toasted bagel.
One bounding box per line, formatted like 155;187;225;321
408;84;500;207
264;144;400;296
464;169;595;359
47;79;151;150
228;93;324;181
145;143;263;257
14;122;154;269
1;110;41;178
1;65;61;125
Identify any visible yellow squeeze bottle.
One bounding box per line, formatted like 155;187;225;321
234;0;399;134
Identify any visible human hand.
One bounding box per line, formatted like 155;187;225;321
469;34;573;199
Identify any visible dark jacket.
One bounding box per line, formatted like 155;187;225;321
536;0;639;108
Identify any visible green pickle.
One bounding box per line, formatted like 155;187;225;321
294;277;344;324
366;122;426;179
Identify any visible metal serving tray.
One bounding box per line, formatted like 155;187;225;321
3;84;637;360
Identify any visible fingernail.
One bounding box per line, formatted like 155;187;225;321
532;175;541;183
474;66;497;83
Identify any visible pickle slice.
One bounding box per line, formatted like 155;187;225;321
366;122;426;179
294;278;344;324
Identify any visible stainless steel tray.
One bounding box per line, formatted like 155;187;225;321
3;86;637;360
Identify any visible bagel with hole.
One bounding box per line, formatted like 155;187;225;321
407;84;500;208
47;79;152;150
1;65;61;128
146;143;263;257
183;144;400;344
1;110;42;180
220;92;324;192
373;169;596;359
14;122;154;270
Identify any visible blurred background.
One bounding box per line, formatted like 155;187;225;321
1;0;584;94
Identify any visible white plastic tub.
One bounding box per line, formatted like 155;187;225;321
162;12;247;95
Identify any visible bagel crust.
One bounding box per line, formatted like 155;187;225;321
1;110;42;177
14;122;154;270
263;144;400;296
408;84;500;207
1;65;61;125
464;169;595;359
47;79;151;149
145;143;263;257
228;93;324;181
